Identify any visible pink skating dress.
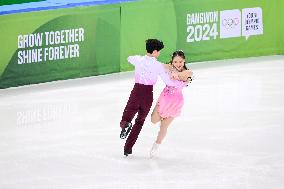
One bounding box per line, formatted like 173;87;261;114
157;67;188;118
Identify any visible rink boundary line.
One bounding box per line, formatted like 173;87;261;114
0;55;283;97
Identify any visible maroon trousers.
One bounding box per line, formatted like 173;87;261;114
120;83;153;151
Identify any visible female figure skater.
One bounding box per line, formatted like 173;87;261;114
150;50;193;158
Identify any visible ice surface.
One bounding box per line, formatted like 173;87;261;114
0;55;284;189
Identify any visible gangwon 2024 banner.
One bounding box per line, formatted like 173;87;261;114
173;0;283;62
120;0;283;69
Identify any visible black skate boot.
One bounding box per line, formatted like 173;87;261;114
124;149;132;157
120;122;132;139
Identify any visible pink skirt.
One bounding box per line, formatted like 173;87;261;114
156;86;184;118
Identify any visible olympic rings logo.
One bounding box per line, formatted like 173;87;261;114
222;18;240;29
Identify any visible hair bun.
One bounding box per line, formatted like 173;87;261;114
172;50;185;57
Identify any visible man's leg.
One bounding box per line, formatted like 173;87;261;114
120;85;143;139
120;91;139;129
124;97;153;154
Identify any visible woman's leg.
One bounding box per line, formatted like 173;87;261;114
150;117;174;158
155;117;174;144
151;104;162;124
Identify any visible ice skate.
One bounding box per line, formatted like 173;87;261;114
149;142;160;158
120;122;132;139
124;149;132;157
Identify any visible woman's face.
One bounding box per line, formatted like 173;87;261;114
172;56;185;71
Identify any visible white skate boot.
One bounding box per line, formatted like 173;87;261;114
150;142;160;158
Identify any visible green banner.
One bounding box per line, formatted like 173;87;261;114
0;4;120;88
0;0;283;88
120;0;177;71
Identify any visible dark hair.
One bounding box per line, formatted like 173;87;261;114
170;50;188;70
145;39;164;53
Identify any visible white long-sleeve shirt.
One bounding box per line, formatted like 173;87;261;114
128;55;164;85
128;55;186;88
